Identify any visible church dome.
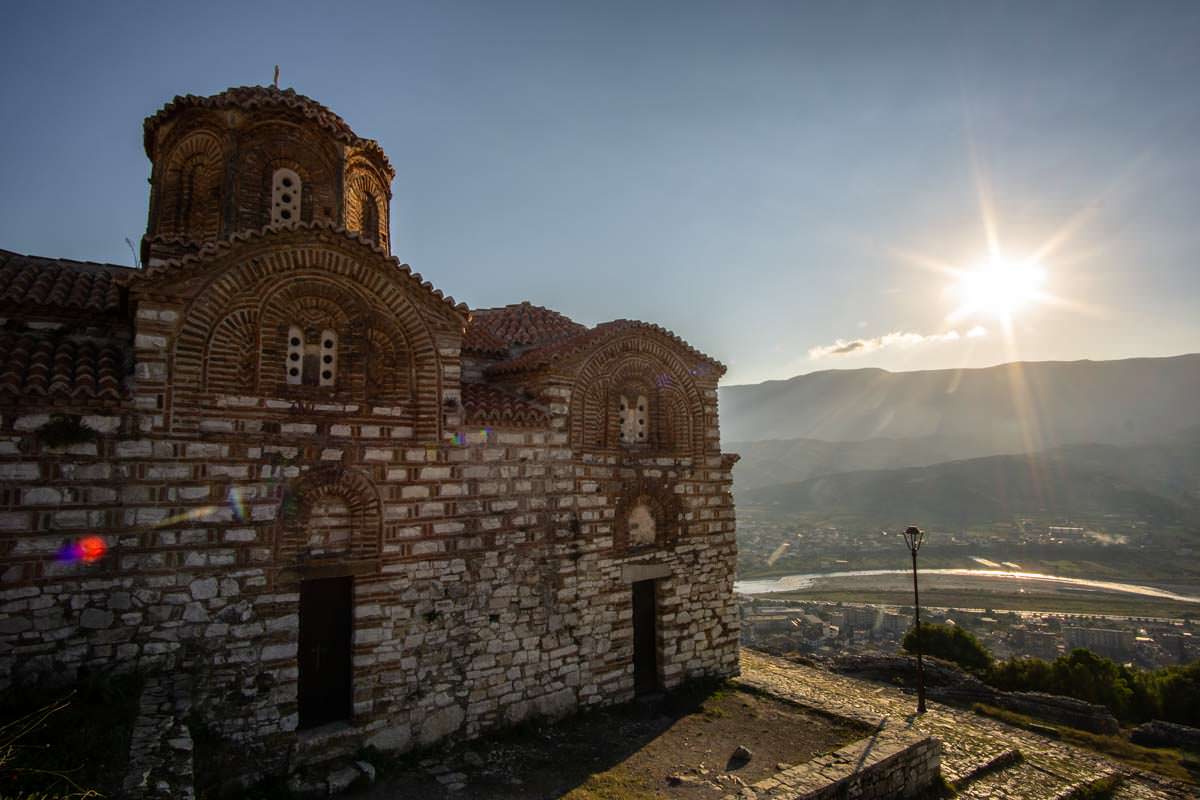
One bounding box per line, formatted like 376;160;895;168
141;85;394;264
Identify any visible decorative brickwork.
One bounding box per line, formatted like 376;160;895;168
344;156;391;252
0;85;739;786
142;86;396;265
612;476;684;552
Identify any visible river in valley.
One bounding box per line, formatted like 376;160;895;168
734;568;1200;603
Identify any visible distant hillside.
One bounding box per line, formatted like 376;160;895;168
738;440;1200;527
719;354;1200;450
727;434;994;492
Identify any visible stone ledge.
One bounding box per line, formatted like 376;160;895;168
726;723;940;800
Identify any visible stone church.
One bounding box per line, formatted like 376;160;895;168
0;86;739;776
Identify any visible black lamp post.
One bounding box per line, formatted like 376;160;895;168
902;525;927;714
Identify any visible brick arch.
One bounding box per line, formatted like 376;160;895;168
570;337;706;456
364;325;412;403
234;122;340;230
612;477;684;551
203;305;259;394
154;131;224;240
276;466;382;564
168;236;448;438
344;161;389;251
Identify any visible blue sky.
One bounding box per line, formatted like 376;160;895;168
2;1;1198;384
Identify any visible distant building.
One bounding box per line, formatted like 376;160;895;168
881;611;911;635
1064;627;1135;659
844;606;880;633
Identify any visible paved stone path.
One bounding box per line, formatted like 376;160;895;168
736;651;1194;799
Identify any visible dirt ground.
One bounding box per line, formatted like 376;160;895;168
357;684;868;799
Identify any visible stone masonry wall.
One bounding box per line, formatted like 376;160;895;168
0;304;738;778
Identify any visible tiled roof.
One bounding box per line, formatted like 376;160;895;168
0;250;129;316
460;383;548;427
461;323;510;357
144;86;393;176
465;302;587;354
0;332;126;401
486;319;725;377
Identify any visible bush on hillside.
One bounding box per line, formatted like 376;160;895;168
902;622;993;673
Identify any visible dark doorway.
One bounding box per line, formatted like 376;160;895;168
632;579;659;694
298;576;353;728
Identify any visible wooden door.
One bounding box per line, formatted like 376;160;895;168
298;576;353;728
632;579;659;694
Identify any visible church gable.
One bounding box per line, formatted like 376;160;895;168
129;224;466;440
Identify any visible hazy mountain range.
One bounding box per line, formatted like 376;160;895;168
721;354;1200;525
739;438;1200;526
720;354;1200;449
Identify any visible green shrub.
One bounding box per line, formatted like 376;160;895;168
902;622;993;672
984;650;1200;728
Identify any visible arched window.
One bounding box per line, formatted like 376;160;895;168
361;192;379;245
175;155;214;233
284;325;338;387
286;325;304;385
618;393;648;444
271;168;302;225
318;329;337;387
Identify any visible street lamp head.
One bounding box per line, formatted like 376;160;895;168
902;525;924;552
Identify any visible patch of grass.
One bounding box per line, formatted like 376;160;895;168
916;770;959;798
1069;774;1122;800
560;767;658;800
0;672;142;798
971;704;1197;784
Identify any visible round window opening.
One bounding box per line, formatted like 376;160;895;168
323;339;334;349
289;368;299;377
282;177;293;188
289;353;299;361
280;210;292;220
290;337;300;346
322;370;332;380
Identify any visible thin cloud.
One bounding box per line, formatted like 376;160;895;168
808;327;987;360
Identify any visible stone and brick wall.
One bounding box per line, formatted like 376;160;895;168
0;85;740;781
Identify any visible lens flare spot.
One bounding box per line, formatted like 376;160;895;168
58;535;108;564
228;485;250;523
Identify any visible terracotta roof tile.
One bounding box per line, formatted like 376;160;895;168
0;332;127;402
144;86;392;176
461;323;510;357
485;319;725;377
465;302;586;354
0;250;129;315
460;383;548;427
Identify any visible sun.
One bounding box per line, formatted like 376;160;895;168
949;256;1046;323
